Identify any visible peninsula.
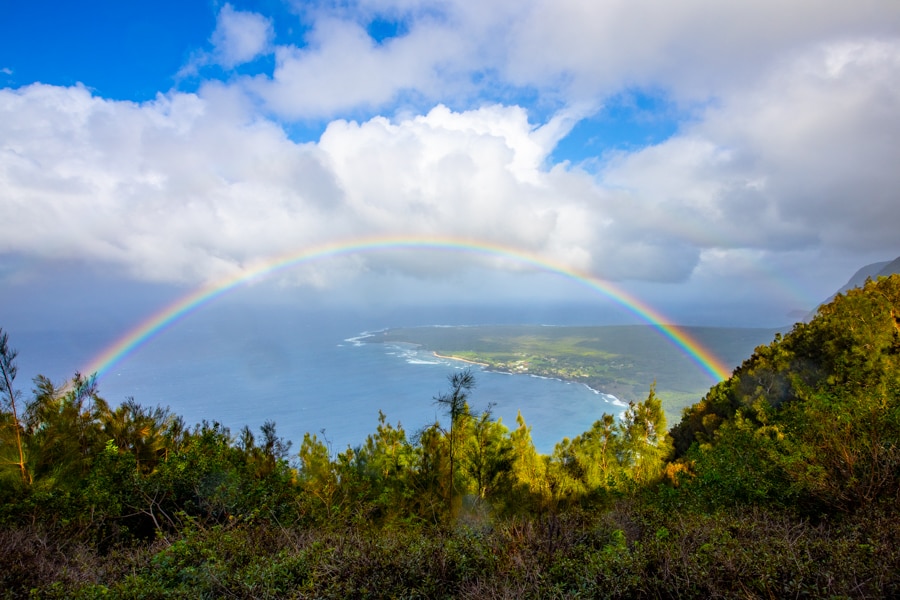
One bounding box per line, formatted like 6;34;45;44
371;324;780;422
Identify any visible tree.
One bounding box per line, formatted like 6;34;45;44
434;368;475;511
462;404;513;503
409;423;450;524
507;412;549;512
349;411;416;522
550;412;622;504
103;397;173;474
249;420;292;478
619;384;671;484
0;329;28;484
297;432;340;519
25;373;109;486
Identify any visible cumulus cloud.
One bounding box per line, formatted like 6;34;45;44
504;0;900;100
211;4;274;68
2;0;900;305
600;39;900;255
251;17;466;118
180;4;274;76
4;30;900;291
244;0;900;119
0;84;342;282
0;85;615;284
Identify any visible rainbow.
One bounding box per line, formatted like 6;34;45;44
82;235;733;382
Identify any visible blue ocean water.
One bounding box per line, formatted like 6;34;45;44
11;304;625;455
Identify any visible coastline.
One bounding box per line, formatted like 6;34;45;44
432;351;490;367
374;330;638;401
433;350;622;404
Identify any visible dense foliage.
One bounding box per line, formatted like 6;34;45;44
2;275;899;598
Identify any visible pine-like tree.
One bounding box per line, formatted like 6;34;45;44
0;330;28;484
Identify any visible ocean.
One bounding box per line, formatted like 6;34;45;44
10;303;627;455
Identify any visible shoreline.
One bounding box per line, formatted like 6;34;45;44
432;351;490;367
432;351;621;403
372;334;628;402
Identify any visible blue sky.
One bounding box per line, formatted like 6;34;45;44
2;0;900;333
1;1;215;98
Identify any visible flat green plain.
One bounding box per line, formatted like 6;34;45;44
373;325;782;425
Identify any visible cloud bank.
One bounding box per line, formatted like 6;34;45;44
2;0;899;300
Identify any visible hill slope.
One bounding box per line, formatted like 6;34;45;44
673;273;900;514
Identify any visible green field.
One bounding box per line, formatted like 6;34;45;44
373;324;782;424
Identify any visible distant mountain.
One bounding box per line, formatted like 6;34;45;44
806;256;900;321
835;257;900;295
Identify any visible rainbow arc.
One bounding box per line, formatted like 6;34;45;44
82;235;732;382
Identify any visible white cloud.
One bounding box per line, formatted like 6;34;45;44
504;0;900;100
176;5;274;78
600;39;900;255
211;4;274;68
0;85;627;284
3;0;900;311
251;17;466;118
4;29;900;293
243;0;900;120
0;84;342;283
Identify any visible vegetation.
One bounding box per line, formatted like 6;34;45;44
2;276;899;598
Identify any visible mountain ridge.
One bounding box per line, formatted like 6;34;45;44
805;255;900;321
